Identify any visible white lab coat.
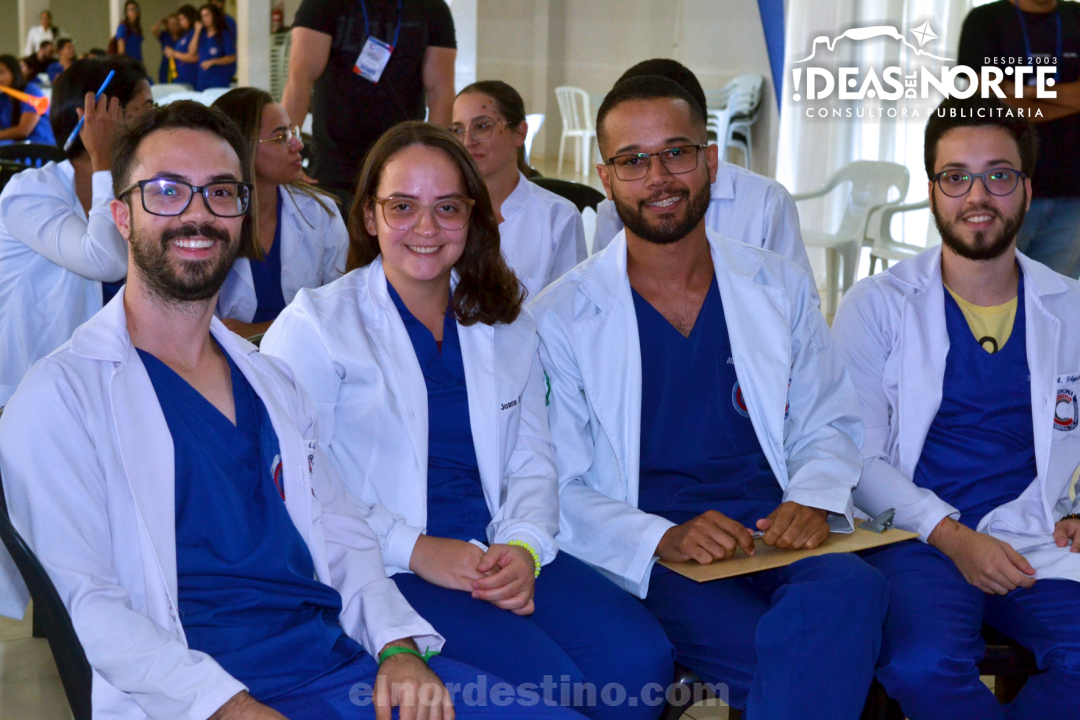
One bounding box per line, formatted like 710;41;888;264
0;160;127;405
531;229;863;598
499;172;587;300
592;162;818;303
24;25;60;55
261;258;560;576
216;185;349;322
832;246;1080;582
0;291;443;720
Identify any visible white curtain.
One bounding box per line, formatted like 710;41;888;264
777;0;979;282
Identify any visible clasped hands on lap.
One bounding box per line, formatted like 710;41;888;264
655;501;831;565
410;535;538;616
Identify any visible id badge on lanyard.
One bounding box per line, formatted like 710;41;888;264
353;0;402;83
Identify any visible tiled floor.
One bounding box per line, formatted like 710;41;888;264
0;604;71;720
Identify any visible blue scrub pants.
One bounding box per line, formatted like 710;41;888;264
265;652;585;719
1014;197;1080;279
863;541;1080;720
642;553;888;720
393;553;674;720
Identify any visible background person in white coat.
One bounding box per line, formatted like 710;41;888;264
0;101;575;720
0;56;153;406
531;76;887;720
832;95;1080;720
262;122;673;720
591;60;817;302
451;81;586;299
211;88;348;339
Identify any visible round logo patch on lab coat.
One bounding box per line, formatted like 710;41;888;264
1055;389;1078;432
732;381;750;418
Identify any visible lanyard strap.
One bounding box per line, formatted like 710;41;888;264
1017;5;1063;65
359;0;403;48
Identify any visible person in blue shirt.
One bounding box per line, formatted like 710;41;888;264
151;14;183;84
0;54;54;145
46;38;76;83
115;1;144;63
163;5;199;87
171;3;236;91
210;0;238;37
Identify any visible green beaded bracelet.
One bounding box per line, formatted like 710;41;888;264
508;540;541;578
378;646;440;664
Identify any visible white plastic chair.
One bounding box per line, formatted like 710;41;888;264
865;199;933;274
155;90;207;105
724;75;763;168
792;161;910;315
151;83;193;102
200;87;232;104
524;113;545;163
554;87;596;176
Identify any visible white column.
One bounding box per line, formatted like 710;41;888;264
237;0;272;89
109;0;124;44
447;0;477;92
18;0;51;55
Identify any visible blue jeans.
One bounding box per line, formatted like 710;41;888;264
642;553;888;720
393;553;674;720
863;541;1080;720
1014;197;1080;278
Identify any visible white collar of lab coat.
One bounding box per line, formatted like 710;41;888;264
710;162;736;200
498;171;532;225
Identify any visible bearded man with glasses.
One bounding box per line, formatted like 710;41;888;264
530;75;888;720
833;94;1080;719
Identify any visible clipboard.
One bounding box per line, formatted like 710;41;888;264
659;520;918;582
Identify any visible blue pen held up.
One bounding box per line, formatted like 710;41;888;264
63;70;116;153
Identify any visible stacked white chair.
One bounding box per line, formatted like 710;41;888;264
554;86;596;176
524;113;545;163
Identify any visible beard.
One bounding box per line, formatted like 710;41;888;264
612;178;711;246
934;190;1026;262
130;222;239;304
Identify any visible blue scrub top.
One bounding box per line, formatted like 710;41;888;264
388;284;492;543
196;28;236;91
913;271;1036;529
138;348;362;701
634;277;781;528
250;189;288;323
157;32;177;83
46;61;64;83
0;81;55;146
116;23;143;62
173;30;198;86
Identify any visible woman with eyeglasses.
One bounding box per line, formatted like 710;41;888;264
451;81;587;299
261;121;673;720
0;56;154;406
211;88;347;339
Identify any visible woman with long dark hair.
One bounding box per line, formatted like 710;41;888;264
116;1;144;62
171;3;235;90
211;87;348;338
451;81;586;299
0;54;54;145
262;121;673;720
162;5;199;87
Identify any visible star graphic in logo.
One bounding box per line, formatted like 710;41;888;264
910;21;938;47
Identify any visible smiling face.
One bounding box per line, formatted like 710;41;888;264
254;103;304;185
929;125;1031;262
597;97;717;245
364;144;470;288
113;128;246;304
451;91;524;179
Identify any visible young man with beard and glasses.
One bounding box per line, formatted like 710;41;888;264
0;101;580;720
530;75;888;720
833;94;1080;719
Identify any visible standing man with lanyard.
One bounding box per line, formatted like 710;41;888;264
960;0;1080;279
283;0;457;207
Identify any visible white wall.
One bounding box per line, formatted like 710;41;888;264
2;0;22;56
477;0;780;177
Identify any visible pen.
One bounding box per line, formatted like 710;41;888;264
63;70;116;152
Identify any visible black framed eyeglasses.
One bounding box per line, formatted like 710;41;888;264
605;145;708;181
448;119;512;143
932;168;1026;198
119;178;253;218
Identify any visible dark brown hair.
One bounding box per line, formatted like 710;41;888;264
457;80;539;178
347;121;525;326
211;86;337;260
924;95;1038;180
